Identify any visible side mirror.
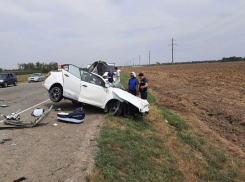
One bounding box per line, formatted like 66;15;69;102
105;83;110;88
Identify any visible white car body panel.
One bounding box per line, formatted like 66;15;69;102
44;71;63;90
79;81;107;108
62;71;80;100
111;88;149;113
44;66;149;114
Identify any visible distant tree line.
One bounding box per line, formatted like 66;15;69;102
0;62;58;75
17;62;58;70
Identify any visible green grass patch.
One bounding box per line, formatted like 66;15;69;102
162;108;190;131
89;118;186;182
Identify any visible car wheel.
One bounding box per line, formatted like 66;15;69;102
3;82;7;88
14;81;18;86
109;100;123;116
49;86;63;102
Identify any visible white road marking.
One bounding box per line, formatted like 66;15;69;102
0;99;50;123
18;99;50;114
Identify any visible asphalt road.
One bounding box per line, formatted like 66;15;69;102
0;82;49;122
0;82;104;182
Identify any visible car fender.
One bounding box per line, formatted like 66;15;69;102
44;72;63;91
111;88;149;113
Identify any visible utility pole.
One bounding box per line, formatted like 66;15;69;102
149;50;150;65
139;55;140;66
171;38;177;65
133;58;134;66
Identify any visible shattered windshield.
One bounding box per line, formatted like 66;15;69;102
110;82;125;90
0;74;6;79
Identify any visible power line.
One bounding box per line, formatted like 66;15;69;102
178;4;245;42
180;23;245;47
178;31;245;51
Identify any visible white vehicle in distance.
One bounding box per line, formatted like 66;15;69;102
43;64;149;116
28;73;45;83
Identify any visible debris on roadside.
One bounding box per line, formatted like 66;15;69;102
31;108;45;117
165;119;169;123
57;107;85;123
0;105;53;129
12;177;27;182
53;123;58;126
1;104;9;107
0;138;12;144
10;143;17;146
55;108;62;111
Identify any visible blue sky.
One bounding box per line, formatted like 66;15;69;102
0;0;244;69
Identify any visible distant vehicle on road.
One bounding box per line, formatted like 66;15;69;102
0;73;18;88
28;73;45;83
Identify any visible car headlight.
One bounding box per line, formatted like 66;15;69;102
0;80;3;82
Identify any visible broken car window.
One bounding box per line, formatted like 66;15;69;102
68;65;81;79
89;74;103;86
82;71;90;82
110;82;125;90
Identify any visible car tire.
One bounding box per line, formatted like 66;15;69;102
109;100;123;116
3;82;7;88
49;86;63;102
14;81;18;86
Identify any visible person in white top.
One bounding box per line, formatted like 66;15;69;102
114;67;120;82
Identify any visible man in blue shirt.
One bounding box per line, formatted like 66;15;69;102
107;68;115;83
127;72;139;96
138;73;148;100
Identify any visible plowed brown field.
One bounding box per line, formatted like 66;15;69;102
123;62;245;156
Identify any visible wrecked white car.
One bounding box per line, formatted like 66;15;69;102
44;64;149;116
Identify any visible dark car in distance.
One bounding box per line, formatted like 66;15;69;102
0;73;18;87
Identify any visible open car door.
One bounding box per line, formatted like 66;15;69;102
62;65;81;100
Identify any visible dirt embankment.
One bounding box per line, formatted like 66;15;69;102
123;62;245;155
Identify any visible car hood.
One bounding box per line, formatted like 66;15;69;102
112;88;149;113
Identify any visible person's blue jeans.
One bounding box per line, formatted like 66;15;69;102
140;91;147;100
129;89;136;96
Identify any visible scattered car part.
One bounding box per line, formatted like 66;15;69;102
88;61;108;76
13;177;27;182
1;105;9;107
31;108;45;117
1;105;53;129
0;138;12;144
57;107;85;123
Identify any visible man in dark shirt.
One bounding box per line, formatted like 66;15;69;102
138;73;148;100
107;68;115;83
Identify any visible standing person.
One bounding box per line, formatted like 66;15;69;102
127;72;139;96
107;68;115;83
138;73;148;100
115;67;120;82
